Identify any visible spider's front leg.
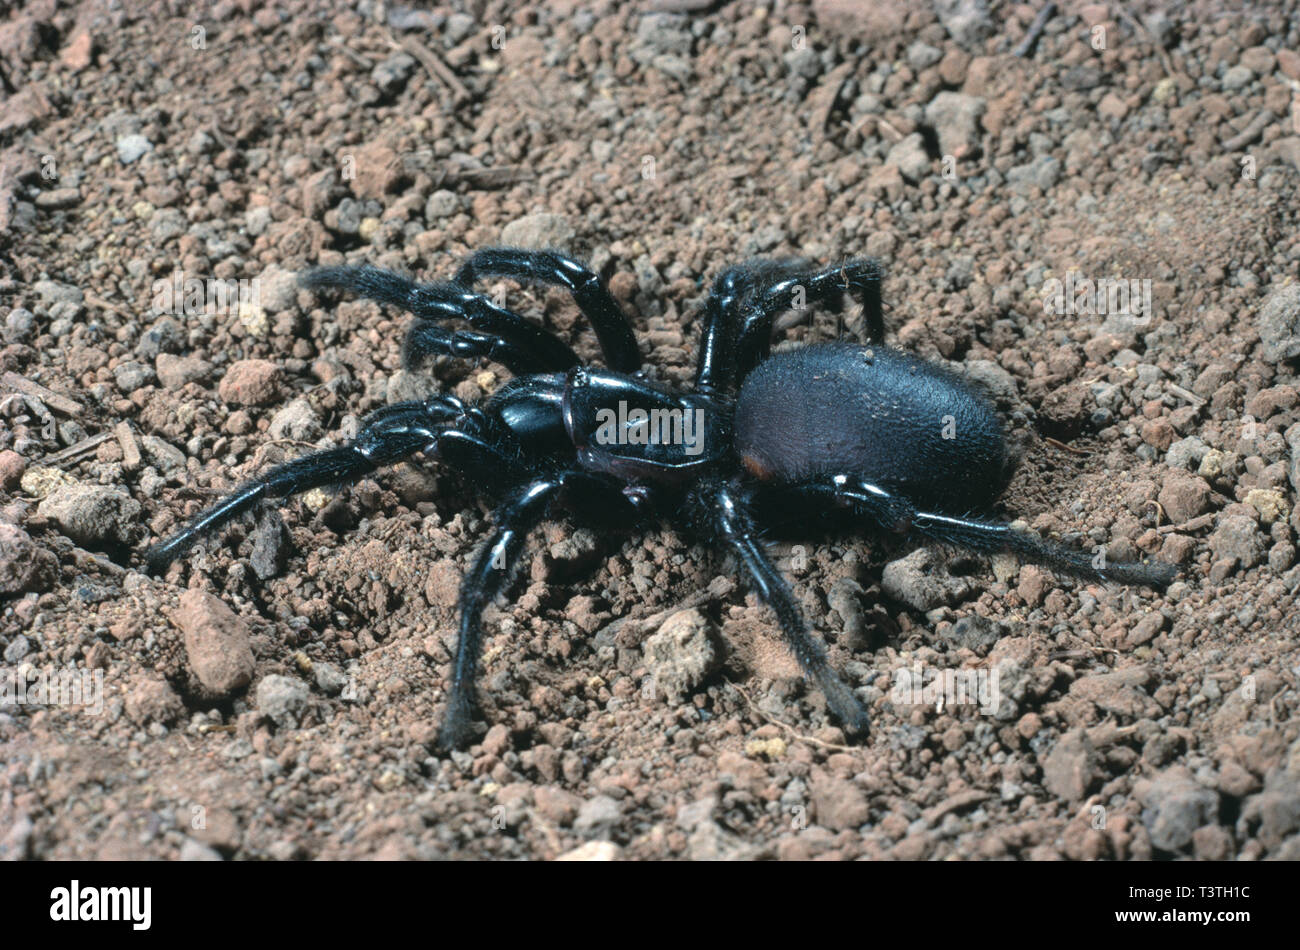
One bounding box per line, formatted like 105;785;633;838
144;396;527;574
438;470;642;751
700;480;871;737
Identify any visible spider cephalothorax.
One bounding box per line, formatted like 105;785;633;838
146;248;1176;749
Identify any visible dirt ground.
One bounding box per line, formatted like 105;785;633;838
2;0;1299;861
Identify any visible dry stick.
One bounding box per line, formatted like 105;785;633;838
37;430;113;466
115;421;141;471
395;33;471;107
1013;2;1057;58
1220;109;1277;153
2;370;82;415
728;679;857;753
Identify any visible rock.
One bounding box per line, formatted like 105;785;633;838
155;353;213;390
0;523;57;594
810;770;871;830
173;590;256;696
218;359;282;406
1238;787;1300;849
112;360;154;392
1165;436;1208;471
1157;471;1210;524
1137;768;1219;852
906;41;943;71
1006;155;1062;194
534;786;582;826
267;397;321;441
934;0;994;47
925;91;985;158
33;279;83;307
944;613;1003;652
249;511;291;580
425;189;459;222
1042;728;1101;802
887;133;930;183
1244;488;1288;525
1257;283;1300;363
140;436;185;472
642;608;719;703
811;0;907;38
3;635;30;663
573;795;621;837
255;675;310;729
37;484;140;546
116;134;153;164
256;264;298;313
0;449;26;490
124;676;185;725
882;548;974;611
1208;514;1265;569
313;661;348;697
60;31;94;71
500;212;574;250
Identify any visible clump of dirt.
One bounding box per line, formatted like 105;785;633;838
1;0;1299;860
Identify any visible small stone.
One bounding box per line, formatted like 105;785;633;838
642;608;719;704
1137;768;1219;852
1244;488;1288;525
555;841;621;861
112;360;155;392
0;449;26;490
1208;514;1265;569
1042;728;1101;803
887;133;930;183
267;397;321;442
0;523;57;594
810;770;870;830
256;264;299;313
37;484;140;546
179;838;223;861
155;353;213;390
173;590;256;696
1257;283;1300;363
573;795;621;837
218;359;282;406
1157;471;1210;524
313;662;348;696
124;676;185;725
116;134;153;164
882;548;974;611
500;212;574;250
925;91;985;158
255;674;310;729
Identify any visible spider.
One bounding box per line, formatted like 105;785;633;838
145;248;1177;750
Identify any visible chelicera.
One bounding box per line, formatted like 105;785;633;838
146;248;1176;749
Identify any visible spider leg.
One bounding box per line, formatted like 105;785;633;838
403;322;554;376
438;470;644;750
694;257;884;394
453;248;641;374
300;265;581;373
706;481;871;736
781;475;1179;589
144;398;530;573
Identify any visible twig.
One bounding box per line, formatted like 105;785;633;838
37;430;113;466
1221;109;1277;152
1013;2;1057;58
728;679;857;753
1044;436;1090;456
115;421;141;472
395;32;471;107
2;371;82;415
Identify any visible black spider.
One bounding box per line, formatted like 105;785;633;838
145;248;1177;750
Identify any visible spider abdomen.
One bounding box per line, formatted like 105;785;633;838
734;342;1009;513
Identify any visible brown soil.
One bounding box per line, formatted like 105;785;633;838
2;0;1299;861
